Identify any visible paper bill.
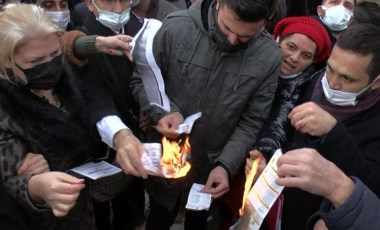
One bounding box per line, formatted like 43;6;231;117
185;183;212;211
69;161;122;180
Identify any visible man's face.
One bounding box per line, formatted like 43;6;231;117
318;0;355;17
325;45;378;93
216;2;265;46
36;0;69;11
87;0;131;15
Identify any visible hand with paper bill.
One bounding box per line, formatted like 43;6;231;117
276;148;355;209
114;129;148;179
27;172;85;217
202;166;230;198
155;112;184;139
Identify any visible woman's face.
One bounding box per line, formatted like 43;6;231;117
9;33;61;83
280;33;317;76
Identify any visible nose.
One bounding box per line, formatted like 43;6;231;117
289;51;301;63
327;75;341;90
227;33;239;45
112;0;123;13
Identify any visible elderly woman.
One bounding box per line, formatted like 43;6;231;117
0;3;97;229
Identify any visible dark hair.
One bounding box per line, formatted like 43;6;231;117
220;0;276;22
353;1;380;26
321;0;357;5
336;23;380;81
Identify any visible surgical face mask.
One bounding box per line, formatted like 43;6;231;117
321;5;353;31
16;54;63;90
92;0;131;32
47;10;71;30
321;73;377;106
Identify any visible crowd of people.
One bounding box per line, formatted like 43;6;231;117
0;0;380;230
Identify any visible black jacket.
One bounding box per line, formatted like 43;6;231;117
281;72;380;229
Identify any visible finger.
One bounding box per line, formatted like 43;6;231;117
56;173;85;185
51;201;77;217
125;51;134;62
26;161;50;174
202;178;215;194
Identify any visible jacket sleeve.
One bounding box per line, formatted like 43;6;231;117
130;19;181;124
216;50;281;177
306;177;380;230
0;122;42;212
317;120;380;196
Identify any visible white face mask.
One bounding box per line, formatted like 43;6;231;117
321;5;353;32
321;73;378;106
92;0;131;32
47;10;71;30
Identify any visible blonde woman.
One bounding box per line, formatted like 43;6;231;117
0;4;97;229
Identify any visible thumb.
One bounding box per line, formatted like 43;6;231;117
201;178;214;194
56;172;84;184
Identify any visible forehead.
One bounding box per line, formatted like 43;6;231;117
329;45;372;80
281;34;317;52
218;4;264;37
15;34;60;59
36;0;68;5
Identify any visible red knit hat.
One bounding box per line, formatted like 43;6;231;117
273;16;331;64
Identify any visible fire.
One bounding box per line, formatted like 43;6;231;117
160;136;191;178
239;157;260;216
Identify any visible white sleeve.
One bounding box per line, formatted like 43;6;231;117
96;115;130;148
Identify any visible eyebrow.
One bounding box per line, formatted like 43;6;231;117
28;48;61;63
221;19;256;38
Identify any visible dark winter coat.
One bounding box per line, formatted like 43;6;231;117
0;59;96;230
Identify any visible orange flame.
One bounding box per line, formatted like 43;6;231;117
239;157;259;216
160;136;191;178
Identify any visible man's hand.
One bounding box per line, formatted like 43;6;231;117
18;153;50;175
95;35;134;61
288;102;337;137
246;150;267;183
139;111;151;132
28;172;85;217
202;166;230;199
155;112;184;139
276;148;355;208
114;129;148;178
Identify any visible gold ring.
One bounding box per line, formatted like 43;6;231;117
299;119;304;128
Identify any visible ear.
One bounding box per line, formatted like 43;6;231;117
86;0;95;12
317;5;323;17
371;76;380;90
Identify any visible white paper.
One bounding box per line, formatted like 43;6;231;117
141;143;162;176
230;149;284;230
185;183;212;211
176;112;202;134
69;161;122;180
131;18;170;112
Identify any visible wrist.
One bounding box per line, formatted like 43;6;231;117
113;128;133;149
328;174;355;208
27;175;44;204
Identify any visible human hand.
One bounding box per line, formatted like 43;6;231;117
18;153;50;175
95;35;134;61
27;172;85;217
202;166;230;199
139;111;151;132
276;148;355;208
245;150;266;182
288;102;337;137
155;112;184;139
114;129;148;179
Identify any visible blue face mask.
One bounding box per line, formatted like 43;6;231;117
321;73;379;106
92;0;131;32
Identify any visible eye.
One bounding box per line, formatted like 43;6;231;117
41;2;54;9
60;1;69;9
342;75;354;82
302;53;313;60
287;44;296;51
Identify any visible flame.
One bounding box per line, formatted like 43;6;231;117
160;136;191;178
239;157;260;216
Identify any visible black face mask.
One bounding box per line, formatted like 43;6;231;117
16;54;63;90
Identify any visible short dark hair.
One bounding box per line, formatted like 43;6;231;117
336;23;380;81
353;1;380;26
322;0;357;5
220;0;276;22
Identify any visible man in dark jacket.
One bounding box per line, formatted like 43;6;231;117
279;23;380;229
131;0;280;229
75;0;147;229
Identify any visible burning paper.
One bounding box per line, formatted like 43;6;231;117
230;149;284;230
142;136;191;178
